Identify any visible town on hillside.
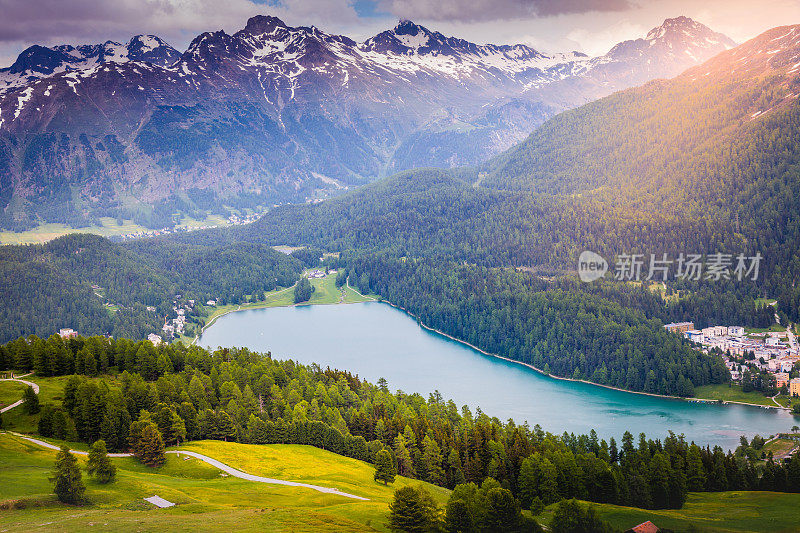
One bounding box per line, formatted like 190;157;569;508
665;321;800;396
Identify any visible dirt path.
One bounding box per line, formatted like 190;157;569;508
0;377;39;413
1;376;368;501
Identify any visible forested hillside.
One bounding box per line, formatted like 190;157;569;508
3;334;798;516
0;234;302;342
346;256;728;395
484;25;800;311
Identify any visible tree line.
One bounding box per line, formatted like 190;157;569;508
0;233;303;343
346;255;729;396
6;334;800;516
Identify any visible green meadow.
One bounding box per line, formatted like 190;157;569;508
0;433;447;533
538;491;800;533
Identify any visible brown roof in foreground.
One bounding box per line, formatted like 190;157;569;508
627;521;659;533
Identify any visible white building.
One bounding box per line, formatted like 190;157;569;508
766;336;780;347
685;330;704;343
713;325;728;337
728;326;745;336
58;328;77;339
148;333;163;346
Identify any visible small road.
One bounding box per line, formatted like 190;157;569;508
787;325;798;354
168;450;368;500
1;376;368;501
0;376;39;413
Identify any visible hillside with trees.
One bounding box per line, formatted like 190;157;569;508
3;334;800;518
0;233;303;342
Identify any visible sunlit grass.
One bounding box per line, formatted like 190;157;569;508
537;492;800;533
0;432;446;532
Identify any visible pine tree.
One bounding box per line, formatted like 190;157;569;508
421;435;445;486
787;453;800;492
686;444;706;492
394;434;415;477
374;448;396;485
550;499;612;533
131;419;166;467
294;277;313;303
51;445;85;504
87;440;117;483
22;385;40;414
215;410;237;442
484;487;524;532
388;486;437;532
445;498;473;532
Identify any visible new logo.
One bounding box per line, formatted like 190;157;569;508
578;251;608;282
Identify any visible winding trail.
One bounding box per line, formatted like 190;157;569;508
1;376;368;501
0;375;39;413
772;394;784;408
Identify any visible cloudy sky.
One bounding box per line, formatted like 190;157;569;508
0;0;797;66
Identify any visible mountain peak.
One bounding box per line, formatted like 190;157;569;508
241;14;288;36
394;19;428;36
645;16;736;48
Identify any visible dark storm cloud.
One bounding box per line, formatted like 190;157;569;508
378;0;634;22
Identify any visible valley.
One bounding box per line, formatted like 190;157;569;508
0;15;735;232
197;301;794;450
2;5;800;532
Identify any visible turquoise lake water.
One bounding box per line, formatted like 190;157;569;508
198;301;794;449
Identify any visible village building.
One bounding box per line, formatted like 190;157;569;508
58;328;77;339
684;330;704;343
664;321;694;334
625;521;660;533
790;378;800;397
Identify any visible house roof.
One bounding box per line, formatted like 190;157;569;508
629;521;659;533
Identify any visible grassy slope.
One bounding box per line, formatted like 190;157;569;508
762;438;798;458
539;492;800;533
0;380;26;409
0;433;446;532
184;272;372;343
1;375;121;435
0;215;232;245
694;383;793;408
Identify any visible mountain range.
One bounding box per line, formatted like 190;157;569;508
0;14;735;230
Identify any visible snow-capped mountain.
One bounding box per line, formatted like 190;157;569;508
533;16;736;105
361;19;589;86
0;35;180;93
0;15;738;230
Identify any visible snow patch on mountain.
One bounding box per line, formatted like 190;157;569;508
0;35;180;91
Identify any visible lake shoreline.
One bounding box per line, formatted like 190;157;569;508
192;278;375;345
381;301;792;413
195;293;790;414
